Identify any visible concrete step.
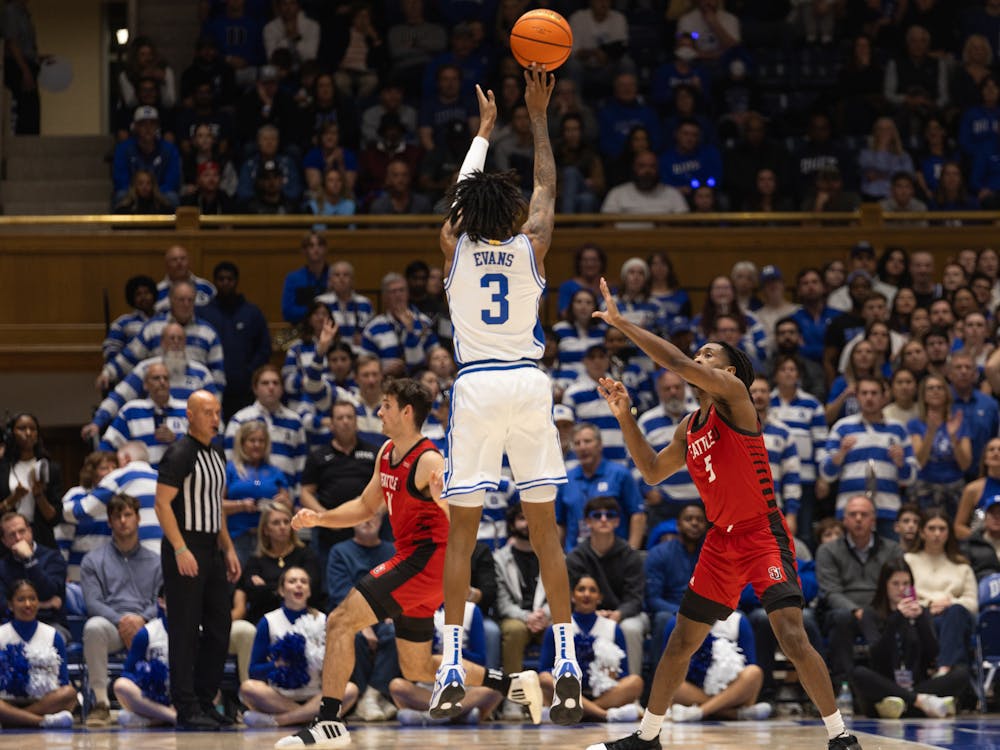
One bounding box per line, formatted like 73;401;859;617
1;199;112;215
6;154;110;181
9;135;112;158
3;178;111;204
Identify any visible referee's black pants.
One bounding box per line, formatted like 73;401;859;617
162;533;232;717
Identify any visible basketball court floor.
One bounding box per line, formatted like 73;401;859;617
3;717;999;750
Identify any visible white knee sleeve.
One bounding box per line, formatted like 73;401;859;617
448;489;486;508
520;485;557;503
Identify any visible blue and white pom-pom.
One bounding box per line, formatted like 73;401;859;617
0;643;31;697
587;637;626;698
24;642;61;699
134;658;171;705
268;633;310;690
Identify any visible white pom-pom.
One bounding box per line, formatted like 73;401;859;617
24;643;61;699
587;637;626;697
701;637;746;696
291;613;327;674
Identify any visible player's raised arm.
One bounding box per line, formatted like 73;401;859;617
441;84;497;263
598;377;688;483
594;278;748;403
292;443;387;530
520;65;556;258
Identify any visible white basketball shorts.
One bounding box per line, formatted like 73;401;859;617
443;361;567;502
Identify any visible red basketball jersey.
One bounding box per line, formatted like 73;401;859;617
379;437;449;553
685;404;778;528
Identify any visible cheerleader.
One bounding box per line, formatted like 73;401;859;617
388;600;500;725
241;566;359;727
538;575;643;722
112;587;175;727
663;610;772;722
0;580;76;728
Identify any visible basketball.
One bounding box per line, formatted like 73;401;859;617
509;10;573;71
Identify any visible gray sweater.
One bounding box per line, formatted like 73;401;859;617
816;534;901;612
80;540;163;625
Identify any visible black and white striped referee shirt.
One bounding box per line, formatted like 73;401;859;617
157;434;226;534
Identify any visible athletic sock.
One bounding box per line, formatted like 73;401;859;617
441;625;463;667
822;711;847;740
319;697;342;721
482;668;512;695
637;710;665;741
552;622;577;664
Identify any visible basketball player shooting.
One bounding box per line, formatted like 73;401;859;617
428;66;584;726
587;281;863;750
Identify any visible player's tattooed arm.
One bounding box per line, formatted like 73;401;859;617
522;65;556;256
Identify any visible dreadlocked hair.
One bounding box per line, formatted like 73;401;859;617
713;340;755;393
445;170;527;243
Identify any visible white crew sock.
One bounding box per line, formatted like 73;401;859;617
822;711;847;739
637;710;664;741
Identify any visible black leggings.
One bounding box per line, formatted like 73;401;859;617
849;664;970;717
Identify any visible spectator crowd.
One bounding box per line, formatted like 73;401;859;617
5;0;1000;733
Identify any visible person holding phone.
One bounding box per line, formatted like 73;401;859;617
0;413;62;550
849;557;966;718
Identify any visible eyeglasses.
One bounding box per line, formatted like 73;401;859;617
587;510;619;521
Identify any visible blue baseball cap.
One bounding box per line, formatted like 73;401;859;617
668;316;692;336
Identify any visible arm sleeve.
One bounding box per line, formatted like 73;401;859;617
249;618;274;681
123;628;150;675
29;549;66;602
156;439;192;488
471;545;498;613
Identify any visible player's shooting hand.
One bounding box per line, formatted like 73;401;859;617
523;64;555;117
597;377;633;419
292;508;319;530
592;278;623;327
474;84;497;139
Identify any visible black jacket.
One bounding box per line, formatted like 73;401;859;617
0;457;62;551
566;537;645;619
964;530;1000;581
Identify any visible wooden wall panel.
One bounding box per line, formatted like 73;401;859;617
1;212;997;371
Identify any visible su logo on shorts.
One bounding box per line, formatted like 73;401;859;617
768;566;783;581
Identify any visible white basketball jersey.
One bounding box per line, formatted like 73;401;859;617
445;233;545;365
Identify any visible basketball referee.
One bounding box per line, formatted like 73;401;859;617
154;390;241;729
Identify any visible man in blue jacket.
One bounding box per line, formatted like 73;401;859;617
644;503;705;651
112;106;181;207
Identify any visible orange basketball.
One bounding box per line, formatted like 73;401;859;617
509;10;573;71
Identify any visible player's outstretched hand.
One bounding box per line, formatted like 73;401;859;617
474;84;497;139
597;377;633;419
523;64;555;117
291;508;319;530
592;278;623;327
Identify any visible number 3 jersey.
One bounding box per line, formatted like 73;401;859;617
686;404;778;528
379;438;449;554
444;233;545;365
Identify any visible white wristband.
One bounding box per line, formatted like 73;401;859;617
457;136;489;183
